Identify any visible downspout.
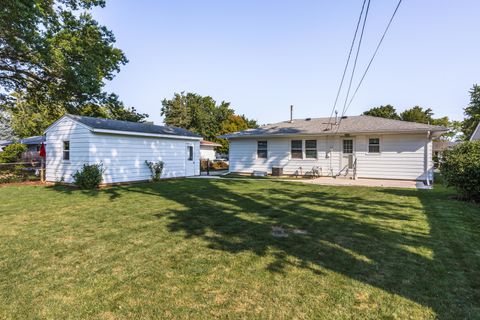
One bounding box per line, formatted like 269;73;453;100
425;131;431;186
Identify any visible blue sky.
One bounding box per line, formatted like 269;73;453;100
92;1;480;125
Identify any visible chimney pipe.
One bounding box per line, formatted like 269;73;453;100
335;110;338;125
290;105;293;123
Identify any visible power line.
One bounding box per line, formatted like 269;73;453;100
340;0;371;118
344;0;403;115
327;0;368;128
334;0;371;134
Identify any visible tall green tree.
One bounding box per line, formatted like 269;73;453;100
400;106;434;124
462;84;480;139
161;92;257;152
0;0;147;137
363;105;400;119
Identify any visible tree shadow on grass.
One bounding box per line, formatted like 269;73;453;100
48;178;480;318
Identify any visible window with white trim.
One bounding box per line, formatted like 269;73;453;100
368;138;380;153
305;140;317;159
291;140;303;159
63;141;70;161
187;145;193;160
257;141;267;159
343;139;353;154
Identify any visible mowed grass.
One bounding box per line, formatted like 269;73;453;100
0;179;479;319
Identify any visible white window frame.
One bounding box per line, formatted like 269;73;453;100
367;137;381;154
62;140;70;162
257;140;268;159
305;139;318;159
290;139;303;159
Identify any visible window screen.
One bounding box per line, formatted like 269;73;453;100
343;140;353;154
305;140;317;159
368;138;380;153
291;140;303;159
63;141;70;161
257;141;267;159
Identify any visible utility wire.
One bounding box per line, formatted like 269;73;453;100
334;0;371;134
340;0;371;118
327;0;368;128
344;0;403;115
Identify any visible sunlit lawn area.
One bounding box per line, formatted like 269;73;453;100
0;179;479;319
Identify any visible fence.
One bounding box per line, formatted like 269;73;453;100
0;161;43;184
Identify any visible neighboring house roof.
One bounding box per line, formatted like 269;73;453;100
433;140;457;152
20;135;45;145
470;122;480;141
200;140;222;147
46;114;201;139
220;115;448;138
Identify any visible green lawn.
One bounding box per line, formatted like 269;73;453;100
0;179;479;319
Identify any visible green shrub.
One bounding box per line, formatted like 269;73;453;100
72;163;105;189
145;160;164;182
0;143;27;163
440;140;480;201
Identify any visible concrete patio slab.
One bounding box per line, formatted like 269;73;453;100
302;177;431;189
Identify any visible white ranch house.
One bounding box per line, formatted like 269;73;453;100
221;115;448;182
45;115;201;184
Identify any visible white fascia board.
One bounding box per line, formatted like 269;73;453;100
44;114;92;134
92;128;202;140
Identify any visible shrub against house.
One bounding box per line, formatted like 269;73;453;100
441;140;480;201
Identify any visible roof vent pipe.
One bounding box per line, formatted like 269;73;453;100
335;110;338;125
290;105;293;123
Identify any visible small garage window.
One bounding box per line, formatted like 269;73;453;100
257;141;267;159
63;141;70;161
187;146;193;160
368;138;380;153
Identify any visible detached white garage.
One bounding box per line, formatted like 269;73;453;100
45;114;201;184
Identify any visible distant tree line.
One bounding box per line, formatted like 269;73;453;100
161;92;258;154
362;84;480;141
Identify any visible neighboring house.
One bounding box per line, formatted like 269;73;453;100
200;140;221;160
0;136;45;161
44;115;201;184
470;122;480;141
221;115;448;182
20;136;46;161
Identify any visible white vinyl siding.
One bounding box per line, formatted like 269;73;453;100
88;133;200;183
229;133;433;181
229;136;341;176
46;117;201;184
45;118;92;183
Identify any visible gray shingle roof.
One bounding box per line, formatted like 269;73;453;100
220;115;448;138
20;135;45;145
67;115;201;138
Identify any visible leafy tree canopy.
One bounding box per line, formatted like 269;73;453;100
462;84;480;139
161;92;258;153
0;0;147;137
363;105;400;119
363;105;460;140
400;106;434;124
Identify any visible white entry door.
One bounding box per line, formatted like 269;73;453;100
185;143;195;176
341;138;355;170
